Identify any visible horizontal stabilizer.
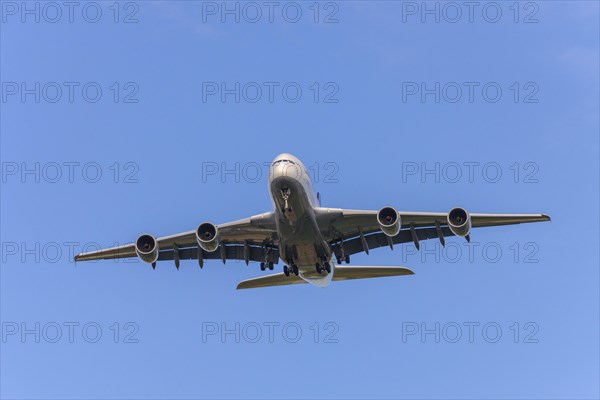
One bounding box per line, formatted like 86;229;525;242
236;266;414;290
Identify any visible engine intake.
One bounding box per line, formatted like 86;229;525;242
378;206;401;237
135;234;159;264
196;222;220;252
447;207;471;237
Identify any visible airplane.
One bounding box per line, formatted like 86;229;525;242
75;153;551;289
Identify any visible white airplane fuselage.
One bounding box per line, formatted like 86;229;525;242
268;153;334;287
73;152;550;289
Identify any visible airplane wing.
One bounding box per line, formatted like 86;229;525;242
74;212;279;267
314;208;550;258
236;266;414;289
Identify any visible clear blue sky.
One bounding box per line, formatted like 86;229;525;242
1;1;598;399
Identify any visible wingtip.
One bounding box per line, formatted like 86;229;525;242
236;282;252;290
542;214;551;221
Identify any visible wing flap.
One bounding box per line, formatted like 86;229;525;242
332;226;456;257
157;245;279;264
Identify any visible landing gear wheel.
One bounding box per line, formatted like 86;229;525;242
336;255;342;265
283;265;290;277
292;264;299;276
315;263;323;274
344;255;350;264
268;262;274;270
324;262;331;273
260;262;266;271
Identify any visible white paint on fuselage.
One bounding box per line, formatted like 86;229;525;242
268;153;334;287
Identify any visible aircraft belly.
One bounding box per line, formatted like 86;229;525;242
294;243;320;268
270;170;333;287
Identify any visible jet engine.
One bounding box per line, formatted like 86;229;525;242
447;207;471;237
196;222;220;252
135;234;159;263
377;206;401;237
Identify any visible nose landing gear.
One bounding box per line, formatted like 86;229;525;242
280;188;292;213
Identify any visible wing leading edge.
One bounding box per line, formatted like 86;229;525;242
316;208;550;258
74;212;278;263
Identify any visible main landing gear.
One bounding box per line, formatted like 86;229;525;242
315;261;331;274
260;262;274;271
283;264;299;277
336;255;350;264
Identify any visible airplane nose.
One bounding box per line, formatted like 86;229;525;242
270;163;284;180
270;161;302;181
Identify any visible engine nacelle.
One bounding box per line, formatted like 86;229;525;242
135;234;159;264
447;207;471;237
196;222;220;252
377;206;401;237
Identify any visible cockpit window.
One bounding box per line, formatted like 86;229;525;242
272;159;296;166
